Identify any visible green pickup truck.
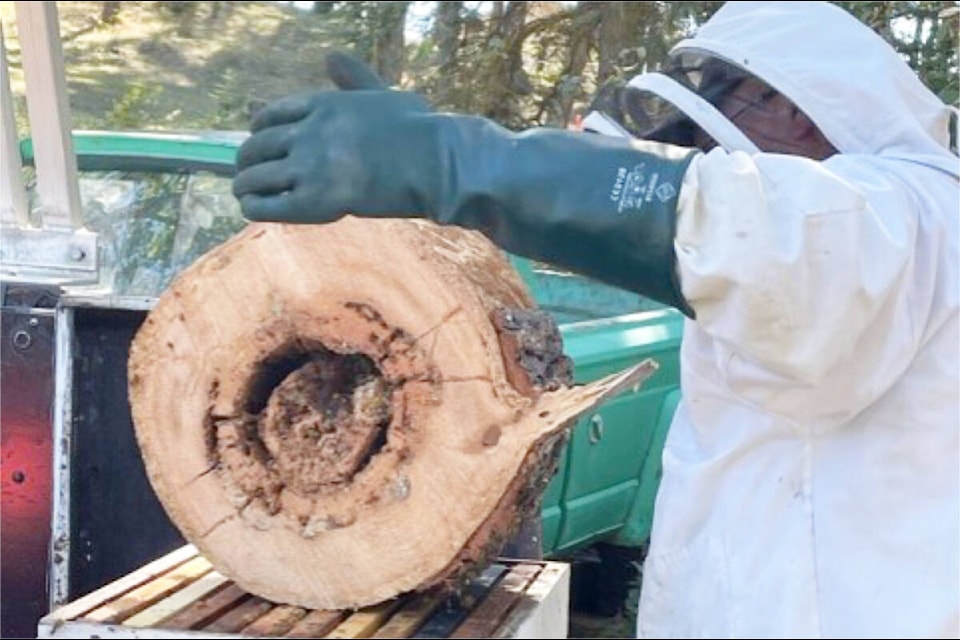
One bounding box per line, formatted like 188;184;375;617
5;130;682;631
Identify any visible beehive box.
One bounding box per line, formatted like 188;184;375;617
37;545;570;639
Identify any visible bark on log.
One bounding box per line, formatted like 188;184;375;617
128;218;655;610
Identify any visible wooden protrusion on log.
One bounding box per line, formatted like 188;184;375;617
128;218;657;610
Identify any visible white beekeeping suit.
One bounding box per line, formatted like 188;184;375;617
233;3;957;631
607;2;960;637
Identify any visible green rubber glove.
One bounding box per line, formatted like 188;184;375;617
233;53;698;316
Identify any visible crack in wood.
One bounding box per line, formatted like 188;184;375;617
186;462;220;486
412;306;465;345
441;375;494;385
198;504;246;539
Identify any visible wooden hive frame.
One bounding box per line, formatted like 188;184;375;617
37;545;570;639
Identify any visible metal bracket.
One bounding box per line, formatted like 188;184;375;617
0;226;98;284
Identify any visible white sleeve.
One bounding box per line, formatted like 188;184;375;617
674;149;933;413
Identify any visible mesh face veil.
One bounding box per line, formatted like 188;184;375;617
582;53;761;154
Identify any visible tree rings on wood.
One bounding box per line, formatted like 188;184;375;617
128;218;655;610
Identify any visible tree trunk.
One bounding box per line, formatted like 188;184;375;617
478;1;530;126
101;1;121;23
129;218;654;610
371;2;410;86
433;1;463;107
597;1;648;85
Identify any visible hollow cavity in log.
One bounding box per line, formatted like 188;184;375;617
209;344;395;531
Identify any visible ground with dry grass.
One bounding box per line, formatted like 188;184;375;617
3;1;354;133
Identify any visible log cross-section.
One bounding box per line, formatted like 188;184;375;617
129;218;655;610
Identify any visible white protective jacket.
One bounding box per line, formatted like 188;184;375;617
630;2;960;638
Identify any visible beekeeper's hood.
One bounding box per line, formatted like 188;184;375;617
586;1;959;177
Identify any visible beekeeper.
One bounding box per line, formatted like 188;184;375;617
233;2;959;636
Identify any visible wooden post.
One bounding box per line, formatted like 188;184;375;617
0;24;29;226
14;0;81;229
2;3;97;284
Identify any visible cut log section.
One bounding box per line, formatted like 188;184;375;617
128;218;656;610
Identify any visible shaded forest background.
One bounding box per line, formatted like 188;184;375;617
2;1;958;134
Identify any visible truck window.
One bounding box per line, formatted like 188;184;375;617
523;262;668;324
23;168;247;296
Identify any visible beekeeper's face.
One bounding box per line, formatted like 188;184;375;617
703;76;838;160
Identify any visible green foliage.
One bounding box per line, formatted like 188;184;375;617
836;1;960;105
208;67;248;129
107;81;163;129
31;1;960;132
